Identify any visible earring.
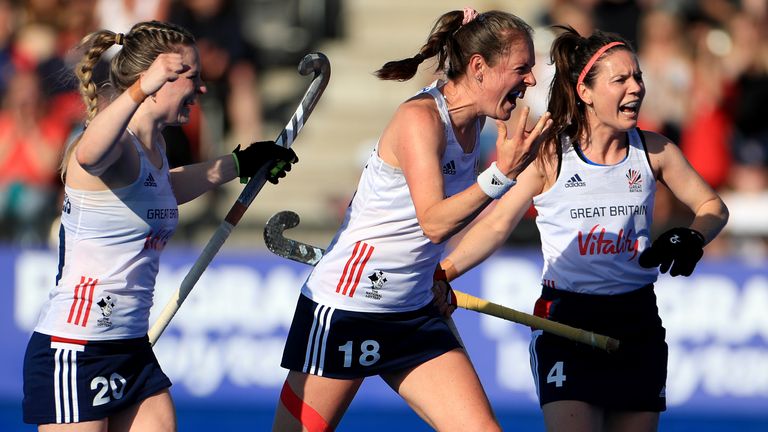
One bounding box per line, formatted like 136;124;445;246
475;74;482;83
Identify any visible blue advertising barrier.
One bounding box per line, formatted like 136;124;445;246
2;246;767;417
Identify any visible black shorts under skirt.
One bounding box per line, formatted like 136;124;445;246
23;332;171;425
530;284;668;412
281;294;463;379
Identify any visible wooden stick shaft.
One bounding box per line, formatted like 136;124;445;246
454;290;619;352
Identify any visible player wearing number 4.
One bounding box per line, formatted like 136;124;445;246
22;21;296;431
435;26;729;431
273;8;552;432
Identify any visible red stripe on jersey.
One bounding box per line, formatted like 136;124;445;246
340;243;372;296
80;279;97;326
335;242;362;293
70;277;97;327
67;276;86;324
347;244;374;298
50;336;88;345
339;243;367;296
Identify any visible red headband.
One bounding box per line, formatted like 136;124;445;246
577;41;625;87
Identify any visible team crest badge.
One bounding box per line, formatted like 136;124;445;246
96;295;116;328
364;270;387;300
626;168;642;192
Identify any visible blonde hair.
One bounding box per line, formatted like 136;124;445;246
60;20;194;180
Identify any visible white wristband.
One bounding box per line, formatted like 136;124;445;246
477;161;516;199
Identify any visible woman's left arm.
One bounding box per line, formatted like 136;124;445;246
169;141;297;205
646;131;729;244
169;155;237;205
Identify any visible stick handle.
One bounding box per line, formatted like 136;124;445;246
261;210;620;353
148;54;330;346
149;222;234;344
454;290;619;352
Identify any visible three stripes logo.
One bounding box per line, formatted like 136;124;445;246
626;168;642;192
301;303;335;376
336;241;375;298
50;336;86;423
491;175;504;186
67;276;98;327
564;173;586;188
442;160;456;175
144;173;157;187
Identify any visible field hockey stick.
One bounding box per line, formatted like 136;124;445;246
148;53;331;345
264;210;620;353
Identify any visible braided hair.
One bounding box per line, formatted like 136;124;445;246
60;21;195;179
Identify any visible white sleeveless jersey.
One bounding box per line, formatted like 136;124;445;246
533;129;658;295
303;84;480;312
35;132;178;340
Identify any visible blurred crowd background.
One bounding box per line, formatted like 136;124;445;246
0;0;765;262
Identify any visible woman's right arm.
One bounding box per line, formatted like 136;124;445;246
388;103;549;244
76;53;187;176
441;161;545;279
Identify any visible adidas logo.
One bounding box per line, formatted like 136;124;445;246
442;160;456;175
564;173;586;188
491;175;504;186
144;173;157;187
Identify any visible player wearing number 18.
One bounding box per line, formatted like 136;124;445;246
437;26;729;431
273;7;552;432
22;20;296;431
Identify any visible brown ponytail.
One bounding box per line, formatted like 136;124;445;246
540;25;633;163
375;10;532;82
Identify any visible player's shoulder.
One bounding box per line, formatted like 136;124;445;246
394;94;442;126
636;129;675;152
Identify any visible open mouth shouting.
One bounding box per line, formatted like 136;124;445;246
619;100;641;118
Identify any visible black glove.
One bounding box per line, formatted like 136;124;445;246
638;227;705;277
232;141;298;184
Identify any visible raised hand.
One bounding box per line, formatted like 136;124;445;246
494;107;552;179
139;52;190;96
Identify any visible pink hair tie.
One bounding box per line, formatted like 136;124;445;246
462;7;479;25
577;41;625;87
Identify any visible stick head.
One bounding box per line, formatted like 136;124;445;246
299;52;331;79
264;210;300;254
264;210;325;266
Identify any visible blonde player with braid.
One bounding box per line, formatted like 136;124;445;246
22;21;296;431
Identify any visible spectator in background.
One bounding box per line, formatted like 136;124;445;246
169;0;264;151
636;8;696;231
17;0;60;29
636;8;692;144
0;0;15;96
722;11;768;192
716;10;768;258
167;0;266;233
0;68;69;245
56;0;99;57
95;0;171;37
677;14;732;192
